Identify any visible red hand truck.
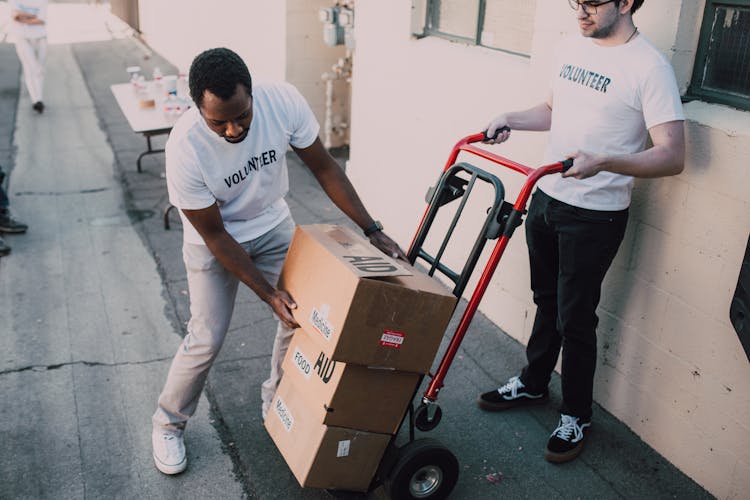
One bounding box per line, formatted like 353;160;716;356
350;130;572;500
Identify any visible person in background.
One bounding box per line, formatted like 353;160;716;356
478;0;684;463
0;165;29;257
8;0;48;113
151;47;405;475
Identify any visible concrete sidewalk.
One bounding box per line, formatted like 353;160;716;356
0;41;242;498
0;22;713;500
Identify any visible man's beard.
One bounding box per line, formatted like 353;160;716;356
589;21;617;39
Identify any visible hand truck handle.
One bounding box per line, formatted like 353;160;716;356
477;133;572;173
482;126;510;142
444;132;574;182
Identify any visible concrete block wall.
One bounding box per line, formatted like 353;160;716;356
346;1;750;498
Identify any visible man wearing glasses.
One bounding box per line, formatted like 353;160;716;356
479;0;685;463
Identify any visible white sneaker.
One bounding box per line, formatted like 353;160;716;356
152;429;187;475
261;401;270;421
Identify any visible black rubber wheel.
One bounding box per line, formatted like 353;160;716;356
385;438;459;500
414;403;442;431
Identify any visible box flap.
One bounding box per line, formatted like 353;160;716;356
303;224;411;278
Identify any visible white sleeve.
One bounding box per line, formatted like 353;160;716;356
640;62;684;129
37;1;48;22
285;84;320;149
165;139;216;211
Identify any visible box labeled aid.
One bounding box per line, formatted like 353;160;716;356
283;329;419;434
279;224;456;373
265;377;390;492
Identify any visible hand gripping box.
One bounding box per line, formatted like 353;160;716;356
265;376;391;492
282;329;420;434
279;224;457;373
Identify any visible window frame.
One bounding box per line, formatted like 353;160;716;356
423;0;532;59
687;0;750;111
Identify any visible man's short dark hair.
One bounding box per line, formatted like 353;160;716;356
189;47;253;108
617;0;644;14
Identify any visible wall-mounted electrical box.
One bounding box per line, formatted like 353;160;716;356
319;5;355;49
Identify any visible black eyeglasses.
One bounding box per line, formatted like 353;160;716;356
568;0;617;15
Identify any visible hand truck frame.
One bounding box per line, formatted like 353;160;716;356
335;130;572;500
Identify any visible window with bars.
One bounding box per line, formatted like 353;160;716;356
689;0;750;111
423;0;536;58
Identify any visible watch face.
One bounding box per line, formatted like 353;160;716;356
365;221;383;236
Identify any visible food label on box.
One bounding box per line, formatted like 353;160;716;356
292;348;312;380
274;396;294;432
336;440;351;458
379;330;405;348
310;304;334;341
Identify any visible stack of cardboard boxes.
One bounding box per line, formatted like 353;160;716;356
264;224;457;492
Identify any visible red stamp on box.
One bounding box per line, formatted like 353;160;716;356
379;330;405;349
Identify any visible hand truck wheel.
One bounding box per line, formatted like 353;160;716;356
384;438;458;500
414;402;442;431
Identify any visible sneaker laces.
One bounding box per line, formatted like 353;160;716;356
498;376;524;397
551;414;584;442
159;433;183;459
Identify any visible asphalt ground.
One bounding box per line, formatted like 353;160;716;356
0;18;713;500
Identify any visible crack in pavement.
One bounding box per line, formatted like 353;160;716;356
0;356;173;376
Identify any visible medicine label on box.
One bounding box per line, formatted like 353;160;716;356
310;304;334;340
274;396;294;432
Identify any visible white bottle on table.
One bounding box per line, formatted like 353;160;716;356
152;66;164;102
163;91;178;121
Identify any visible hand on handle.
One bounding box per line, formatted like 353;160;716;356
483;115;512;144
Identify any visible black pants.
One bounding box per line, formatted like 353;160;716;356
519;190;628;420
0;165;8;210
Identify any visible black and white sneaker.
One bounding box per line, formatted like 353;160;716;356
544;414;590;463
0;211;28;234
477;376;549;411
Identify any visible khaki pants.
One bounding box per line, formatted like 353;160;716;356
153;216;295;434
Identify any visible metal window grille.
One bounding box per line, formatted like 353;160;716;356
690;1;750;110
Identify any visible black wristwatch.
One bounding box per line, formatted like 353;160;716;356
363;220;383;237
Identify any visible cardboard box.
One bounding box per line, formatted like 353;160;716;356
265;376;391;492
282;329;420;434
279;224;457;373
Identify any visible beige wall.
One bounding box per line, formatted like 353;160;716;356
136;0;349;141
286;0;349;148
137;0;286;79
346;1;750;498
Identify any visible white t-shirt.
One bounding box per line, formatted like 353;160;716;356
8;0;47;40
166;81;319;245
538;34;684;210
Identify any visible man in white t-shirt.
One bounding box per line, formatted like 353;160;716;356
8;0;48;113
151;47;405;475
477;0;685;463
